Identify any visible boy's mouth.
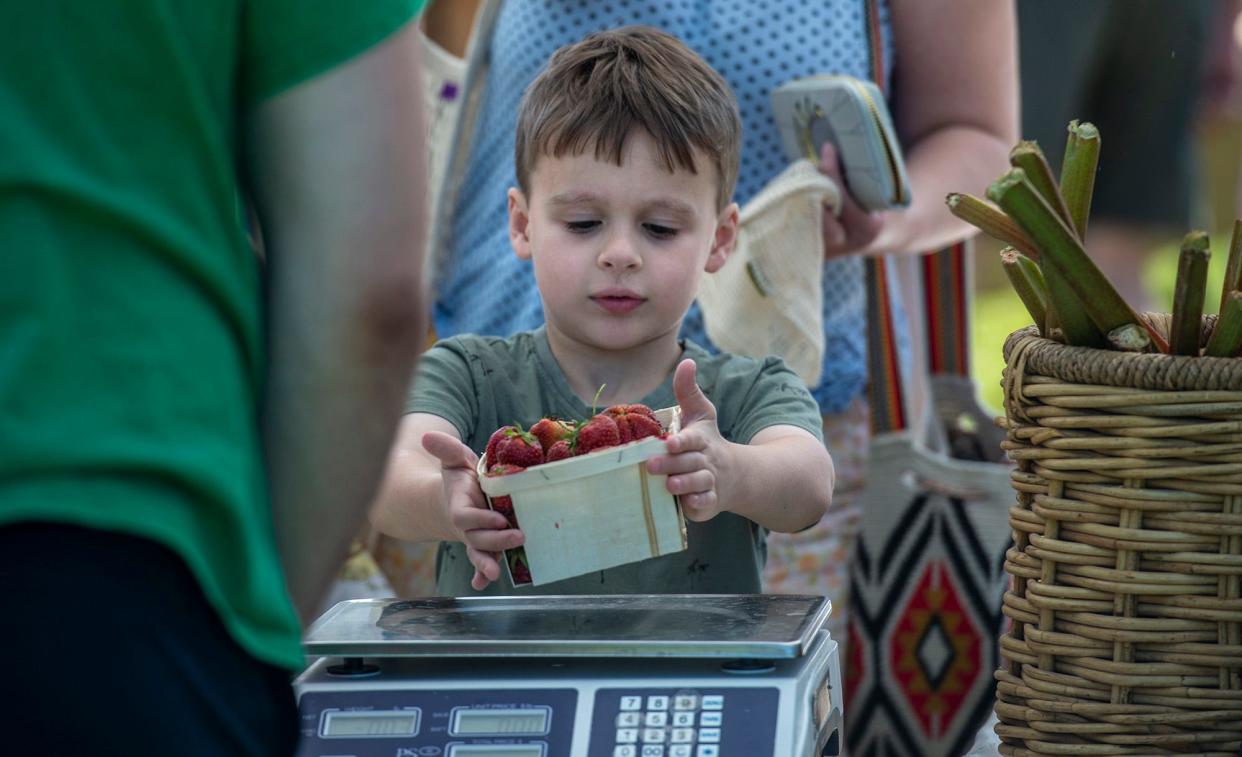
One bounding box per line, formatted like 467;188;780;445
590;288;646;315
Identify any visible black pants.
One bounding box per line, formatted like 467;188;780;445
0;522;299;756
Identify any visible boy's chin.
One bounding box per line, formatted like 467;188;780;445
552;318;671;353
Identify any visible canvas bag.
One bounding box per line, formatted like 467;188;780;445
843;244;1013;757
696;159;840;385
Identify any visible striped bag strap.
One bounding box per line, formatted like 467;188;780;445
863;0;973;436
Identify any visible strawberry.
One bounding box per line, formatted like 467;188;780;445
484;425;517;468
544;439;572;462
529;417;574;452
574;413;621;455
605;404;663;443
495;426;544;468
487;463;526;477
490;494;519;528
508;549;532;585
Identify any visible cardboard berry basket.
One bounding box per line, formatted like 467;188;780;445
475;406;688;587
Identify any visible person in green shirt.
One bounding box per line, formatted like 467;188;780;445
0;1;428;753
371;26;835;595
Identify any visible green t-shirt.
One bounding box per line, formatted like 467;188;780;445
406;328;825;596
0;0;422;670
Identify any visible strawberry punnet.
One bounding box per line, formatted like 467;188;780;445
604;404;662;443
574;413;621;455
544;439;572;462
529;417;574;452
494;426;544;468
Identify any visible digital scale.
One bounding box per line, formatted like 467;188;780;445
294;594;841;757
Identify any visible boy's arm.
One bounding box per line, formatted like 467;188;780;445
247;22;427;621
371;413;523;589
649;360;833;534
371;413;469;544
717;425;834;534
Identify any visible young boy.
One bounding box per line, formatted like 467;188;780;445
372;26;833;595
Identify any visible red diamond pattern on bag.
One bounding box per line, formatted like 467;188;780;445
890;560;982;741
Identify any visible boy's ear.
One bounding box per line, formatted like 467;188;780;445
704;202;740;274
508;187;532;260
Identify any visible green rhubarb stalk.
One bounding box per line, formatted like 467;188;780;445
989;168;1165;352
1222;220;1242;313
1169;232;1211;356
1001;248;1048;336
1060;121;1100;240
987;168;1103;348
1009;141;1073;230
1205;291;1242;357
946;193;1040;259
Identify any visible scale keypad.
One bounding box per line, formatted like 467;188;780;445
592;686;779;757
606;691;731;756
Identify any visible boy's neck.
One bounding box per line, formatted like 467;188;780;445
544;323;684;408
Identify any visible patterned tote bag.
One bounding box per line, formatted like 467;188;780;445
843;240;1013;756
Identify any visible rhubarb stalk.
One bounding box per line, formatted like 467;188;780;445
1169;232;1210;356
1060;121;1100;240
1206;291;1242;358
1009;141;1074;232
1222;220;1242;313
988;168;1164;352
946;193;1040;259
1001;248;1048;336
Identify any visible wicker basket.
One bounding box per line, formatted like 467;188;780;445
996;316;1242;756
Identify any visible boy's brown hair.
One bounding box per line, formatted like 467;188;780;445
514;26;741;209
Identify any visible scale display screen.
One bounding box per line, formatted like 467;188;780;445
448;746;545;757
321;709;419;737
451;707;550;736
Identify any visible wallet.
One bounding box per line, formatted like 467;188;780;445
771;75;912;212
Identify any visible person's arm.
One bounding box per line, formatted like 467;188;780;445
246;22;428;621
371;413;524;589
715;425;833;533
646;361;833;533
821;0;1018;258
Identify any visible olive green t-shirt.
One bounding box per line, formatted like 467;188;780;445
0;0;423;669
407;328;825;596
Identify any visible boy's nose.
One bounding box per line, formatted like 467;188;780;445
597;233;643;271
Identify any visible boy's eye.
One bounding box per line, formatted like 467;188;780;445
644;223;678;239
566;220;600;234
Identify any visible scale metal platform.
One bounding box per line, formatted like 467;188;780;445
295;594;841;757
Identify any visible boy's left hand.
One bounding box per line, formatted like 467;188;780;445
646;358;732;521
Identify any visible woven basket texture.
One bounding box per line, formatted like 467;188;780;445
996;316;1242;756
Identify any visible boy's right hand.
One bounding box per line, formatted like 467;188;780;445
421;431;524;591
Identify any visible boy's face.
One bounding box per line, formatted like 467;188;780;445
508;129;738;353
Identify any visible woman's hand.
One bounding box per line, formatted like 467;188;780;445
818;142;885;259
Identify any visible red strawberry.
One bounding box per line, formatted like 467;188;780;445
605;404;663;443
529;417;574;452
544;439;572;461
487;464;526;477
495;426;544;467
574;413;621;455
508;549;532;585
490;494;519;528
484;425;517;468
